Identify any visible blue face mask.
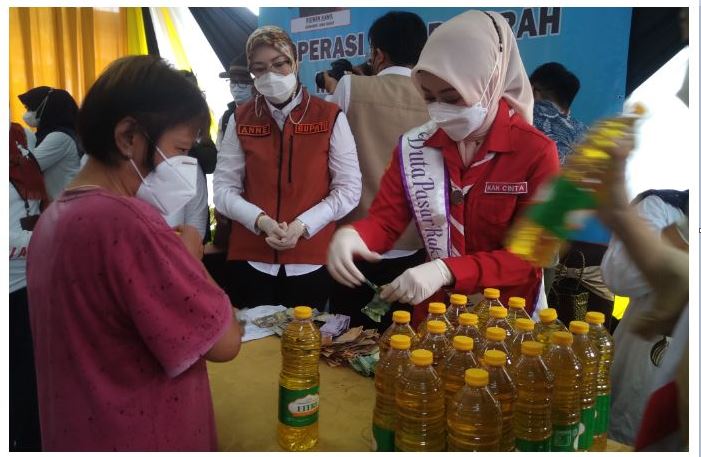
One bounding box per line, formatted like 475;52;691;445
230;83;253;103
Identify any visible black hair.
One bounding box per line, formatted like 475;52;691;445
368;11;427;67
530;62;581;110
78;55;210;169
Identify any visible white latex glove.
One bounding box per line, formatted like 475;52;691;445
380;259;454;305
327;226;382;287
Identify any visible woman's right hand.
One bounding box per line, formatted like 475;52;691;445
327;226;382;287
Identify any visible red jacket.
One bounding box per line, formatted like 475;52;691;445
228;90;340;265
353;99;559;319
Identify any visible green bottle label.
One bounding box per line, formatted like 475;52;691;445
371;424;394;451
593;394;611;435
278;385;319;428
515;437;551;451
577;407;595;450
552;423;579;451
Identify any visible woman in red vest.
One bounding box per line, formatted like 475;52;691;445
328;11;560;321
214;26;361;309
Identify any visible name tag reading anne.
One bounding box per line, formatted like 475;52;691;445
238;124;271;137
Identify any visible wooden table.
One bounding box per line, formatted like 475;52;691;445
208;336;633;452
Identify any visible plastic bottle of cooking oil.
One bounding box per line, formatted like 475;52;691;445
484;350;517;451
416;302;454;340
454;313;485;356
505;105;646;267
483;305;515;340
278;306;321;451
417;320;453;370
472;288;504;331
507;296;532;327
482;327;513;371
586;311;614;451
534;308;568;350
447;368;502;451
395;349;445;451
513;341;554;451
378;310;418;359
569;320;598;451
372;334;412;451
544;331;582;451
510;318;536;362
440;336;480;405
445;293;469;330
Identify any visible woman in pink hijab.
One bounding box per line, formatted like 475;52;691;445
328;10;559;324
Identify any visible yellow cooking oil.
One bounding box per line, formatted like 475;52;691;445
507;296;532;328
445;293;469;329
586;311;614;451
454;312;486;355
570;320;598;451
472;288;504;331
484;349;517;451
416;320;453;370
278;306;321;451
447;368;502;451
534;308;568;350
416;302;454;340
395;349;445;451
510;318;536;362
440;336;480;405
483;305;515;341
378;310;418;359
481;327;513;371
513;341;554;451
372;334;412;451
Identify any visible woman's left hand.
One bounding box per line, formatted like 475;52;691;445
380;259;454;305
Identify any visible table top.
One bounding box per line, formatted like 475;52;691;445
207;336;633;452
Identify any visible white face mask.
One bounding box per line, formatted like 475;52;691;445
427;61;498;142
254;72;297;104
131;146;198;216
23;111;39;128
230;83;253;103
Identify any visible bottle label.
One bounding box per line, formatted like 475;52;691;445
593;394;611;435
278;385;319;428
552;423;579;451
371;424;394;451
515;437;551;451
576;407;595;450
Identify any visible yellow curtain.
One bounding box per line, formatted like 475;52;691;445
9;7;147;125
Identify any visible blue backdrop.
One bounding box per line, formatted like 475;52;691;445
258;7;633;245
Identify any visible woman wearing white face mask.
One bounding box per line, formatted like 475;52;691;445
213;25;361;309
327;11;560;324
18;87;81;200
26;56;242;451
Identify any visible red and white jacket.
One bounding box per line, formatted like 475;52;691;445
353;99;559;321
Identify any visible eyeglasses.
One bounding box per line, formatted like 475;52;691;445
249;56;292;77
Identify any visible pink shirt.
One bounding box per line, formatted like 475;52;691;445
27;188;232;451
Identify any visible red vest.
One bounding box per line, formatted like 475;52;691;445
227;89;341;265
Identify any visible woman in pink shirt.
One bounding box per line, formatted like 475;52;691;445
26;55;242;451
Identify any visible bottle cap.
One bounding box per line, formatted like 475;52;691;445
294;306;312;320
465;368;489;387
427;320;447;334
539;308;558;323
484;349;507;366
515;318;535;331
450;294;468;306
390;334;411;350
459;313;478;326
392;310;411;324
428;302;446;314
489;306;508;318
453;336;474;351
552;331;573;346
585;311;605;325
411;349;433;366
486;327;506;342
521;341;544;356
569;320;589;335
508;297;526;309
484;288;500;299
